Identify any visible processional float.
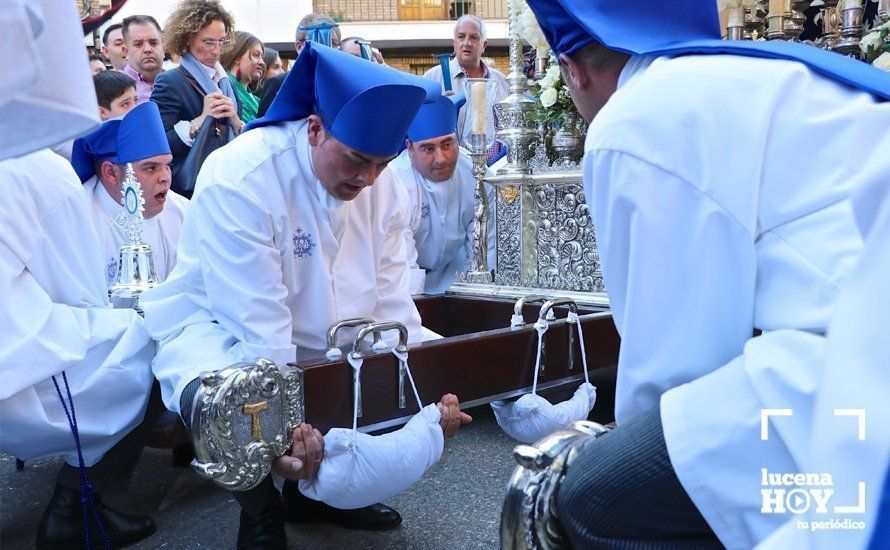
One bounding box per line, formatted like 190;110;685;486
173;0;621;500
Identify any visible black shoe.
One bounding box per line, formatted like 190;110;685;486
281;480;402;531
237;492;287;550
36;483;156;549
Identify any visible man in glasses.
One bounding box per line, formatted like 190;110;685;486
257;13;341;118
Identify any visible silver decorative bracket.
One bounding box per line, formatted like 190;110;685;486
190;358;304;491
500;421;610;549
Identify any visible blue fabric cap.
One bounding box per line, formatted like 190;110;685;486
71;102;171;183
246;43;441;157
526;0;890;101
299;22;339;48
407;93;465;143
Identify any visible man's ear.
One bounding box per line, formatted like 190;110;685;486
306;114;325;146
482;39;488;52
558;53;588;92
121;44;129;58
98;107;110;121
99;161;120;184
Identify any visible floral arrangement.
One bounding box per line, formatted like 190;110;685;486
509;0;549;58
861;19;890;72
529;56;576;127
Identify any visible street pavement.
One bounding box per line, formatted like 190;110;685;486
1;405;519;549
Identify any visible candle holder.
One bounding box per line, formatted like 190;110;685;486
461;77;498;284
831;0;865;58
786;0;808;40
494;0;538;178
727;7;745;40
816;0;842;50
743;2;768;40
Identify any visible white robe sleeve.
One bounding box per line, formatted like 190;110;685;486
187;184;297;365
0;241;148;400
585;150;757;424
0;152;149;400
373;185;423;343
400;168;426;295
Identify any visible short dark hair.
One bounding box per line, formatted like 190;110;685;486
89;53;109;65
102;23;123;46
122;15;163;41
93;71;137;109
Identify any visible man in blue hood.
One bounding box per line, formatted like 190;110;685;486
520;0;890;547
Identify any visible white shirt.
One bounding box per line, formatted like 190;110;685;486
423;58;509;142
390;148;475;295
756;144;890;550
0;150;155;466
141;119;422;412
585;53;890;547
83;175;189;287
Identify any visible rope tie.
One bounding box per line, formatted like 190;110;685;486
52;372;110;550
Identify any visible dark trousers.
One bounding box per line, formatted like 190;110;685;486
57;381;165;494
558;405;722;549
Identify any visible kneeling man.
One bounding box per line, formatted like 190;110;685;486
141;44;470;549
72;101;189;287
390;94;476;295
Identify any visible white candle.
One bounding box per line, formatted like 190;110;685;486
768;0;784;16
471;81;487;135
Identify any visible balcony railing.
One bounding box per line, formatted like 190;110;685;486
315;0;508;23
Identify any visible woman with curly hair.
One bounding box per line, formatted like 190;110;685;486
150;0;242;196
221;31;265;124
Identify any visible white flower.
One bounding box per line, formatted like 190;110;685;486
860;30;883;53
545;64;561;82
540;87;558;108
874;52;890;71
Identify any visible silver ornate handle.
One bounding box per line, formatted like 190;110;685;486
500;421;610;549
348;321;410;417
325;317;379;359
190;358;304;492
512;295;556;327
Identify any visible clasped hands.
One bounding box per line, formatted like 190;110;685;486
271;393;473;481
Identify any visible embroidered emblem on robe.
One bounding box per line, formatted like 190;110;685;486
293;228;316;259
106;257;118;286
421;202;431;220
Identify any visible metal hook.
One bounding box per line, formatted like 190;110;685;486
350;321;411;414
538;298;579;372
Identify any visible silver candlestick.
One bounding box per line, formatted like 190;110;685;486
467;150;493;284
831;0;865;58
108;163;159;314
494;0;538;177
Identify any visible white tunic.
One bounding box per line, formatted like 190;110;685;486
83;175;188;287
0;150;155;466
585;54;890;547
390;149;475;295
141;119;422;413
756;161;890;550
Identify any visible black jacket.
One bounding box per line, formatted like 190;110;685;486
257;72;285;119
150;66;242;172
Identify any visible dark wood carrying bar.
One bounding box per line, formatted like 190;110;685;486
290;295;620;434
